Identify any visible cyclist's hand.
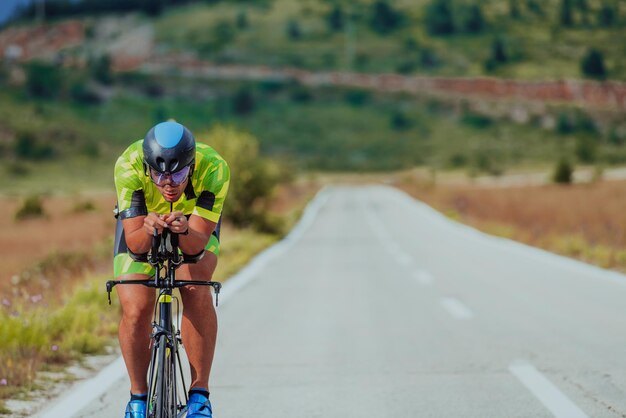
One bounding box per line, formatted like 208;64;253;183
144;212;168;235
164;211;189;234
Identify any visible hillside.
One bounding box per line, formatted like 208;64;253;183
10;0;625;80
0;0;625;193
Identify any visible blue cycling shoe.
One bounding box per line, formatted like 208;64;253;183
124;398;147;418
187;392;213;418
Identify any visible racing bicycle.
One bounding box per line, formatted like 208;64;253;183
106;229;221;418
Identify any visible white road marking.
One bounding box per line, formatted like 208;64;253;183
363;206;415;267
34;188;332;418
509;360;590;418
413;270;434;285
440;297;473;319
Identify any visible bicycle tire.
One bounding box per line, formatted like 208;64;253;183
154;334;177;418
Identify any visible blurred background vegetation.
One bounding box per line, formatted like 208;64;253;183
0;0;624;199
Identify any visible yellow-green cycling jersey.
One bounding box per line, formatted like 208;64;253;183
113;140;230;278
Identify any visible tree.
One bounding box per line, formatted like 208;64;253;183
369;0;403;34
236;10;248;29
92;54;113;85
573;0;590;25
286;19;302;39
461;4;485;33
327;4;345;31
232;88;255;115
581;48;607;79
560;0;573;26
424;0;455;35
598;3;616;27
509;0;521;19
484;38;508;72
553;159;573;184
526;0;544;17
26;62;62;98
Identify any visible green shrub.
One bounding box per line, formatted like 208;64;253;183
575;136;596;163
369;0;403;34
424;0;455;35
419;47;440;68
556;113;574;134
72;200;96;213
15;195;46;220
396;60;417;74
509;0;521;19
448;153;468;168
236;10;249;29
213;20;236;48
26;62;63;98
598;3;616;27
5;162;31;177
390;110;413;131
344;89;370;106
459;4;486;33
71;81;103;105
199;126;283;229
461;111;493;129
581;48;607;79
81;142;100;158
560;0;573;26
286;19;302;40
14;131;54;160
232;88;255;115
327;4;345;31
526;0;544;16
290;85;313;103
553;159;574;183
91;54;113;85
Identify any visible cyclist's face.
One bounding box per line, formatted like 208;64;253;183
154;176;188;202
149;166;190;202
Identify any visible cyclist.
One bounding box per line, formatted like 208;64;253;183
113;121;229;418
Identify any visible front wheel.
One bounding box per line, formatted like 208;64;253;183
153;334;177;418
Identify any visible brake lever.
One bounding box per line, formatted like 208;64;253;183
212;282;221;307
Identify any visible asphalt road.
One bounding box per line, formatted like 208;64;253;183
38;186;626;417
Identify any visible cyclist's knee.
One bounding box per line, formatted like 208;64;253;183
121;303;153;326
117;274;154;325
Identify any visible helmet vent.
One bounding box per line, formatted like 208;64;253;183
156;157;166;172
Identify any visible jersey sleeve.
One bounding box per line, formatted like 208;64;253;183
192;159;230;223
114;152;148;219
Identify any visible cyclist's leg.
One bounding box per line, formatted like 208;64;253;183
117;273;155;394
176;234;219;391
114;218;156;394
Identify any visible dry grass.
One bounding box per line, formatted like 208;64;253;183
0;194;116;289
393;175;626;270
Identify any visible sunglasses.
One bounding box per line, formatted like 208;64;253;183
149;165;191;186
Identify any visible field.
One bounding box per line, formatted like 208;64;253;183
393;172;626;270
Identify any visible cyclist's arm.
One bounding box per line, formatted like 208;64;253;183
178;215;216;255
122;214;168;254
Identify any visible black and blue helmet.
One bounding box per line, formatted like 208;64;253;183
143;121;196;174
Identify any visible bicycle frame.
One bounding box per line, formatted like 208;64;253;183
106;229;221;418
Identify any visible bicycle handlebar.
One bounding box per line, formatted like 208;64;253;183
106;279;221;306
107;228;222;306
